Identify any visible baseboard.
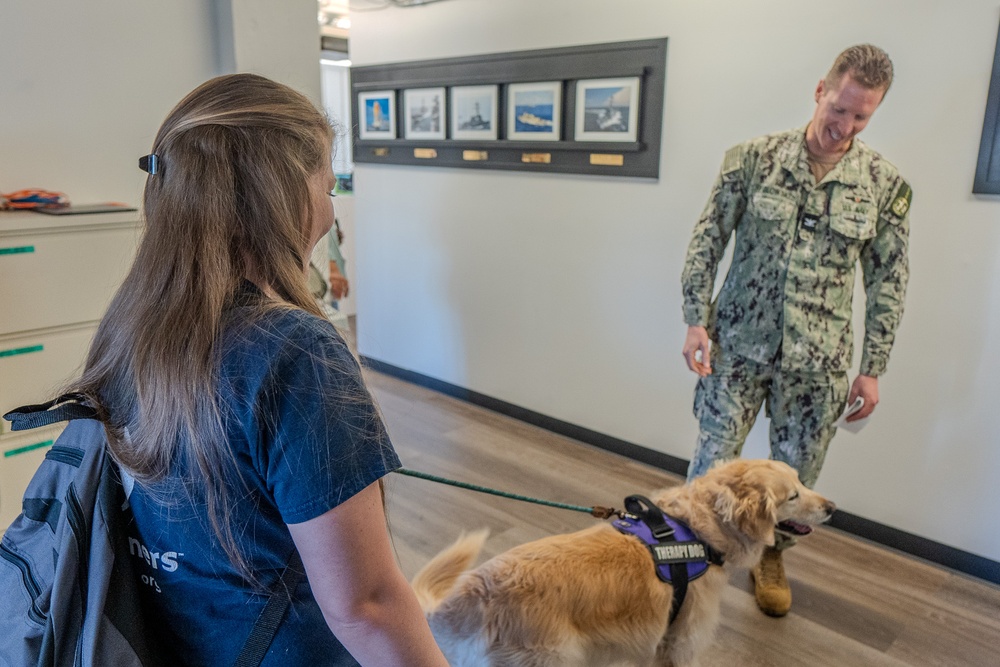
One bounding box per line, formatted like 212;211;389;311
363;356;1000;587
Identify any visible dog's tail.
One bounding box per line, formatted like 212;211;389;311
411;529;489;614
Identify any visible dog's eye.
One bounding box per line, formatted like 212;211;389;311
789;492;799;501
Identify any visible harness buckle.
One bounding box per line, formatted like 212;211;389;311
624;495;674;539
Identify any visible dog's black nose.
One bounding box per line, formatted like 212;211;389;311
824;500;837;516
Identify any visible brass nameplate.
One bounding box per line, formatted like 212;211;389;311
372;147;389;157
414;148;438;159
590;153;624;166
463;150;489;161
521;152;551;164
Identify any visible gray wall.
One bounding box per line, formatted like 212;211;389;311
349;0;1000;562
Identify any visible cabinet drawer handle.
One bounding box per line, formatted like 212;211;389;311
0;246;35;256
3;440;55;458
0;345;44;358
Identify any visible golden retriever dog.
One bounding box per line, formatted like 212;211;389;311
411;459;835;667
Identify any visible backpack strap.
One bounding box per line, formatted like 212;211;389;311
3;393;101;430
231;549;305;667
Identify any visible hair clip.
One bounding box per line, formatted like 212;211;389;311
138;154;159;175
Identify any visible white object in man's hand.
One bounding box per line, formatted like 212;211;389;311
835;397;868;433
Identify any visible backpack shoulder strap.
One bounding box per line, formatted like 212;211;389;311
4;393;101;431
231;550;305;667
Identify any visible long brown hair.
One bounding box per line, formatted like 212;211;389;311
72;73;334;575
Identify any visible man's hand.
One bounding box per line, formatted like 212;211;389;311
682;325;713;376
329;261;349;300
847;374;879;421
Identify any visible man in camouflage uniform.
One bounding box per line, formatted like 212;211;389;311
680;44;911;617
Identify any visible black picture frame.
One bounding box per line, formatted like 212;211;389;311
974;19;1000;195
350;38;668;179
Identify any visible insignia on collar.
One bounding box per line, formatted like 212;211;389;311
890;181;912;218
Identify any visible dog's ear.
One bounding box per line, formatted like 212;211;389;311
712;483;739;525
715;478;778;545
745;490;778;546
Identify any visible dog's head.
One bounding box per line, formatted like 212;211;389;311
693;459;835;559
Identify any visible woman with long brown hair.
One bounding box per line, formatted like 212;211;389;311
70;73;448;666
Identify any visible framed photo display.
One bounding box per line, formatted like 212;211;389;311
507;81;562;141
358;90;396;140
351;38;667;177
403;87;446;140
451;85;499;140
574;77;640;142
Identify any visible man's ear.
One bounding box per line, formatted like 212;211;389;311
815;78;826;103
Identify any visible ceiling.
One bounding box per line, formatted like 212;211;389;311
317;0;453;54
318;0;351;41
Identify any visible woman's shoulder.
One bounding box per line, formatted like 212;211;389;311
223;305;350;370
255;304;338;339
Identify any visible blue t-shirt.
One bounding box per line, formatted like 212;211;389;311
125;290;400;665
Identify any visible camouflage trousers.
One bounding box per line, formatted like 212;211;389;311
686;347;849;549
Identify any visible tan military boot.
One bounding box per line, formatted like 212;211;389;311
750;546;792;617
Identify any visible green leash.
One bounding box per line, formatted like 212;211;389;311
394;467;617;519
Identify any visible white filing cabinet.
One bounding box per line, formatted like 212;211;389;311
0;210;140;529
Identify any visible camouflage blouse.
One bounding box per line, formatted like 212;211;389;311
681;127;911;376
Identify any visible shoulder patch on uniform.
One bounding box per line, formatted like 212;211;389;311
721;145;744;174
889;180;912;218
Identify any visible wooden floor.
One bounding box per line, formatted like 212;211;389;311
368;369;1000;667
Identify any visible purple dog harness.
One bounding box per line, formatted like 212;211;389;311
612;495;725;624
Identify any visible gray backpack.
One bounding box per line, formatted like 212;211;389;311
1;395;158;667
1;395;300;667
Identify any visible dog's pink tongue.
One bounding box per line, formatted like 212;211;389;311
777;520;813;536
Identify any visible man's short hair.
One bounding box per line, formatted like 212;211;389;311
826;44;894;94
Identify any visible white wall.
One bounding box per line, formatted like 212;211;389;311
350;0;1000;562
0;2;220;205
226;0;322;104
0;0;322;207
